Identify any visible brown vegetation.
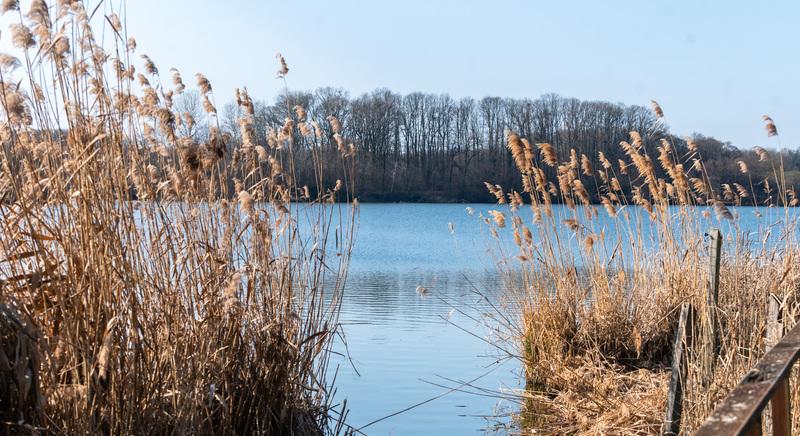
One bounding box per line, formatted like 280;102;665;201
485;102;800;434
0;1;356;434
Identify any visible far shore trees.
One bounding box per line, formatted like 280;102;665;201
178;88;799;204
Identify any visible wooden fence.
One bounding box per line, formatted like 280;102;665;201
693;322;800;435
663;228;796;435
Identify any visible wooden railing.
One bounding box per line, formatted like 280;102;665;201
664;229;797;435
694;321;800;436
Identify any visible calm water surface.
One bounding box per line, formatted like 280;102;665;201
331;204;519;435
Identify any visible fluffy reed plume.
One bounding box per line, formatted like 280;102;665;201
333;133;346;154
734;183;749;198
276;52;289;78
237;189;254;215
108;12;121;32
294;104;307;121
537;142;557;166
763;115;778;137
650;99;664;118
141;54;158;75
507;130;529;172
298;121;312;137
754;145;770;161
712;199;734;220
26;0;48;25
485;182;506;204
327;115;342;134
686;136;698;153
10;23;35;49
737;159;749;173
600;195;617;217
0;53;20;72
195;72;212;95
629;131;643;148
598;151;612;169
481;99;800;434
0;4;357;435
311;120;323;138
171;68;186;93
1;0;18;13
488;210;506;227
580;153;592;176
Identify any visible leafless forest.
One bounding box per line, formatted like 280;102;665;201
172;89;800;203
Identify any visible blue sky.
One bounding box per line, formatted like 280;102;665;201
6;0;800;148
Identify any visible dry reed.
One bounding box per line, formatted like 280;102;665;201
0;1;357;434
486;101;800;434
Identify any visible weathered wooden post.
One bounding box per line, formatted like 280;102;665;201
771;376;791;436
664;230;722;435
663;303;694;436
707;228;722;352
765;293;790;435
746;414;764;436
703;228;722;386
766;293;783;351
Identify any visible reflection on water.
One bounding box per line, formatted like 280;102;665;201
330;204;519;435
336;270;519;433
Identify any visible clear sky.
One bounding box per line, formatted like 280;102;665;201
6;0;800;148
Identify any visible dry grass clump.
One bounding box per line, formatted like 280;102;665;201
0;303;43;432
484;102;800;433
0;1;356;434
521;356;668;435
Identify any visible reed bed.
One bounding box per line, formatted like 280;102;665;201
485;105;800;434
0;1;356;434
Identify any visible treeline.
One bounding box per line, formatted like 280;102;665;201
175;88;798;203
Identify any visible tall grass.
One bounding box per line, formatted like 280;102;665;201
486;105;800;434
0;1;356;434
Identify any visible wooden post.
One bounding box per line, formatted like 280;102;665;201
766;293;783;351
744;412;764;436
703;228;722;388
765;293;789;435
707;229;722;346
663;303;694;436
771;377;791;436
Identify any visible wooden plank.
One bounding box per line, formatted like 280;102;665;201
695;322;800;436
771;377;791;436
662;303;694;436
